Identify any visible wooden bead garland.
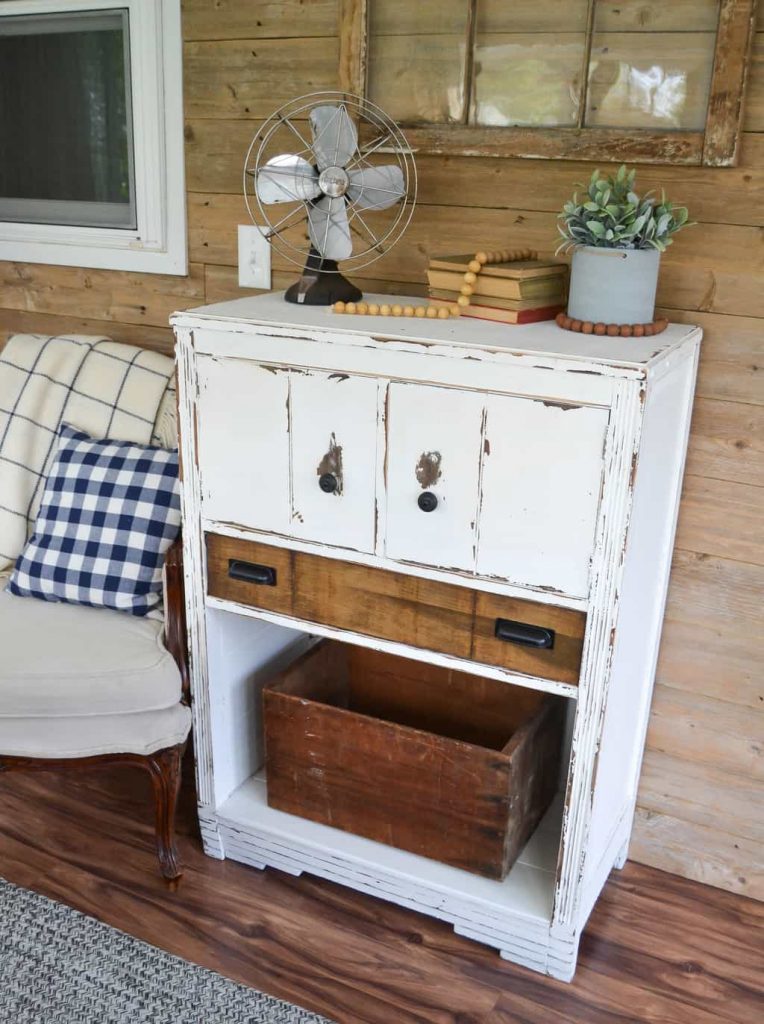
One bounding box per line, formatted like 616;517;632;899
455;248;537;317
555;311;669;338
334;299;455;319
332;247;538;320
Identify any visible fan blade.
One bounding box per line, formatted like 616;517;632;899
309;105;358;171
347;165;405;211
255;154;320;204
308;195;353;261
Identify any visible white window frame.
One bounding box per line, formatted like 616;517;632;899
0;0;187;275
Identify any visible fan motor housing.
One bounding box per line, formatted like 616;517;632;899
318;167;349;198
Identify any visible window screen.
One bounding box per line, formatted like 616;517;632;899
0;9;135;229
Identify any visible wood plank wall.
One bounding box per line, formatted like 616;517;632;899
0;0;761;900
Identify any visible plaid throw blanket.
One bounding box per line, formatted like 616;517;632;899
0;334;176;574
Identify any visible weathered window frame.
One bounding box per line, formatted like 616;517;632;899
339;0;757;167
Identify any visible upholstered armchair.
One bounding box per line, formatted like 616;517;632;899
0;333;191;882
0;540;190;880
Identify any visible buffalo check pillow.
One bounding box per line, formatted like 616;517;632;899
7;424;181;616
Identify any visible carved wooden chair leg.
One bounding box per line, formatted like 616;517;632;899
145;742;185;885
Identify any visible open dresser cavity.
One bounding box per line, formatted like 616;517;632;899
172;293;701;981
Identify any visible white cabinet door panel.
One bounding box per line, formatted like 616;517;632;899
196;356;290;533
289;371;379;552
477;397;608;597
385;383;484;571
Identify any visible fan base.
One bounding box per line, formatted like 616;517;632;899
284;252;362;306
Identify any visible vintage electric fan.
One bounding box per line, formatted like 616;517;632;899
244;92;416;304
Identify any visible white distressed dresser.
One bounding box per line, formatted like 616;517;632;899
172;293;701;981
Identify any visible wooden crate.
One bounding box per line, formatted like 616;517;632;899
263;641;565;880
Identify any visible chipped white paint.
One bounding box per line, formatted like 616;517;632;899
477;397;609;598
385;382;484;571
203;517;589;612
196;355;291;534
289;370;379;552
172;294;701;982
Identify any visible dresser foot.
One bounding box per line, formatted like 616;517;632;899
614;838;629;870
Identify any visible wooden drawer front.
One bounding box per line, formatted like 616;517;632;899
477;396;608;598
385;383;484;572
206;534;586;685
207;533;473;659
472;592;586;687
196;355;290;533
289;371;378;553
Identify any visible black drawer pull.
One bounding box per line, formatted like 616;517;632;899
319;472;338;494
494;618;555;650
417;492;438;512
228;560;277;586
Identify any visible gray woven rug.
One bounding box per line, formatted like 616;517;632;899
0;878;335;1023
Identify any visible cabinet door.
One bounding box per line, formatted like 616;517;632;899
289;370;379;553
385;383;485;571
196;355;290;533
477;396;609;598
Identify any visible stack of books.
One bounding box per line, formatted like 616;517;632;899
427;255;568;324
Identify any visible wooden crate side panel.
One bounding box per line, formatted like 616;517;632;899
263;686;516;879
263;642;565;881
502;698;567;876
345;646;550;746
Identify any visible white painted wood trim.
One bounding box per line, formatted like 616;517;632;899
172;295;699;375
205;595;581;700
553;379;645;928
176;328;216;812
203;519;589;611
601;341;702;864
214;773;564;973
191;325;619;405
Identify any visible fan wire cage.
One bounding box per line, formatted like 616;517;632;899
244;91;417;277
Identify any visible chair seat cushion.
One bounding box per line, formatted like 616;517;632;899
0;704;191;758
0;588;182;717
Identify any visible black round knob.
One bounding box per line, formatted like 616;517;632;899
417;491;438;513
319;473;338;493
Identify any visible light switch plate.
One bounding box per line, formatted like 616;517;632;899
238;224;271;289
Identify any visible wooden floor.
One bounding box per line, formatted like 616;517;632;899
0;761;761;1024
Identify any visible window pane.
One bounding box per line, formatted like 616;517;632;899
472;1;590;127
472;35;587;127
367;1;469;124
585;0;719;129
0;10;135;229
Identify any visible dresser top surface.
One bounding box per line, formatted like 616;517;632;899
173;292;701;372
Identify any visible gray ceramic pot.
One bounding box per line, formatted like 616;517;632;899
568;246;660;324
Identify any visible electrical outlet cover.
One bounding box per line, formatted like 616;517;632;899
238;224;271;289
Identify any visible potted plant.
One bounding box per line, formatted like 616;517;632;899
557;165;691;325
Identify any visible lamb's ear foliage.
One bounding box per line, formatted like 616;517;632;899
556;165;693;255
